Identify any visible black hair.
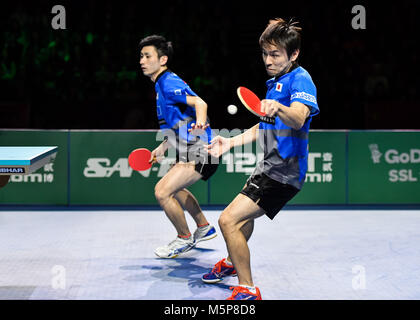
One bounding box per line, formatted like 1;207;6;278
138;35;173;65
259;18;302;59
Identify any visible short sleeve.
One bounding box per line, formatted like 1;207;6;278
164;84;198;105
290;73;319;116
165;87;188;104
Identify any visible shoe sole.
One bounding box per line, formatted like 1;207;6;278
154;252;179;259
227;296;262;300
201;273;237;284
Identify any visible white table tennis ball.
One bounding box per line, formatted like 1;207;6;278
227;104;238;115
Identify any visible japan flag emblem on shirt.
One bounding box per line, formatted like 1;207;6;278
276;83;283;92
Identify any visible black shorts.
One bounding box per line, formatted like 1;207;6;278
176;147;220;181
240;172;299;219
193;155;220;181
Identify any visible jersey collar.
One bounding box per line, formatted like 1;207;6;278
266;63;300;86
154;68;171;83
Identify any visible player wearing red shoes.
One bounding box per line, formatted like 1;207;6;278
203;18;319;300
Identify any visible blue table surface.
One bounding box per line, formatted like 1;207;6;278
0;147;58;165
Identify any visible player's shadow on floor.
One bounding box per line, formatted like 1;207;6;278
120;257;231;292
191;247;216;253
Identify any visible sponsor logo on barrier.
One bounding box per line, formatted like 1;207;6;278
83;158;175;178
9;163;55;184
384;149;420;164
224;151;334;183
368;144;420;182
223;152;264;175
82;151;334;183
369;145;420;165
83;153;262;178
368;144;382;163
389;169;418;182
306;152;334;183
0;167;25;174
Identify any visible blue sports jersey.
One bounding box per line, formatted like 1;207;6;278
155;70;212;147
254;65;319;189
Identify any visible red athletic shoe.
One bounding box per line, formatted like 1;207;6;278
202;258;237;283
227;286;262;300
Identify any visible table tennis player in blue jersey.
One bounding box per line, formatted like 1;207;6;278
138;35;219;259
205;18;319;300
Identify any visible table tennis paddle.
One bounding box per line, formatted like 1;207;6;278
128;148;156;171
237;86;275;124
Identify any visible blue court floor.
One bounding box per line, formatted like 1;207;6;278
0;209;419;300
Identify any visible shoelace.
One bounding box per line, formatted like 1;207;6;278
227;286;246;300
167;238;180;249
195;225;209;237
211;259;226;274
167;237;190;249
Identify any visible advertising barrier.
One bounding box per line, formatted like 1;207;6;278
70;130;208;205
289;131;347;205
0;130;419;206
348;131;420;204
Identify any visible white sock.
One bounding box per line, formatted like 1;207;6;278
239;284;256;294
224;258;233;266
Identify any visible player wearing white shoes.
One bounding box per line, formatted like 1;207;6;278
138;35;218;258
204;18;319;300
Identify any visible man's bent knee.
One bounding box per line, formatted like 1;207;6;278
218;212;235;233
154;185;172;204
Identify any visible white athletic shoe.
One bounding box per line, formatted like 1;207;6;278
154;236;195;259
193;224;217;244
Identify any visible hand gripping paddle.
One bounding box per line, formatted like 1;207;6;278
236;87;275;124
128;148;156;171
